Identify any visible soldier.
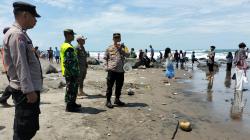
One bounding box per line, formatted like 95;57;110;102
60;29;81;112
75;35;88;96
3;1;43;139
104;33;129;108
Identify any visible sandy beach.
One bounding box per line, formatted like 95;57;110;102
1;58;250;140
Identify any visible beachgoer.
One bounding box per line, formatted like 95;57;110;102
60;29;81;112
207;46;216;79
129;48;137;58
234;42;248;91
179;50;184;69
48;47;53;63
132;49;150;68
3;1;43;139
54;46;60;64
76;35;88;96
174;50;179;69
34;46;40;57
226;52;233;71
104;33;129;108
164;48;175;80
98;53;100;60
149;45;155;62
191;51;199;68
159;51;163;60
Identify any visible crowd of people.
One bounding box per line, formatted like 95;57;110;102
0;1;249;140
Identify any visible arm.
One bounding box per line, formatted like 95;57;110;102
103;49;109;70
9;33;34;94
64;48;79;78
119;45;130;58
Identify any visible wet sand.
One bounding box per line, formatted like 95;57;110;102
1;58;250;140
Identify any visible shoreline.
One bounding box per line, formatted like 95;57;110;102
1;59;250;140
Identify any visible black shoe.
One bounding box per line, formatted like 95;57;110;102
0;101;11;107
106;101;113;108
66;104;80;112
114;99;125;106
73;103;81;108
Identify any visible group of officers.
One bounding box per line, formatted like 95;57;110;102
1;1;129;140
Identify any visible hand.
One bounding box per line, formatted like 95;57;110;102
26;92;38;103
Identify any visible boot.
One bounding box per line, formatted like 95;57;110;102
106;100;113;108
73;103;82;108
66;104;80;112
114;98;125;106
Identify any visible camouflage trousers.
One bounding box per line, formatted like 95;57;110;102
65;76;79;104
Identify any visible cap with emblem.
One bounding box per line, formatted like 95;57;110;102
76;35;87;41
13;1;41;17
63;29;76;35
113;33;121;38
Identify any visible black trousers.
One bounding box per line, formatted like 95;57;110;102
227;63;232;71
0;85;12;103
207;63;214;72
10;87;40;140
106;71;124;101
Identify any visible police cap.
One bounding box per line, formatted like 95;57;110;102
13;1;41;17
64;29;76;35
113;33;121;38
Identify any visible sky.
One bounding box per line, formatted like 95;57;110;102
1;0;250;51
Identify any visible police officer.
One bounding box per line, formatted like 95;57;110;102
104;33;130;108
0;27;12;107
75;35;88;96
3;1;43;140
60;29;81;112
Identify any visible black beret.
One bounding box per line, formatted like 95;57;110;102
13;1;41;17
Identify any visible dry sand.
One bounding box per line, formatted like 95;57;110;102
1;58;250;140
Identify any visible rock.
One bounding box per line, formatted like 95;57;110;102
45;64;58;74
58;80;66;88
87;57;100;65
199;58;206;61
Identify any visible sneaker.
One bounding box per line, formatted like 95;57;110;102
114;99;125;106
106;101;113;108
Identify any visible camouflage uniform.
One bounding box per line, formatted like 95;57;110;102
64;47;80;104
76;45;88;89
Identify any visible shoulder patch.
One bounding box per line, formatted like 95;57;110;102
17;34;26;43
